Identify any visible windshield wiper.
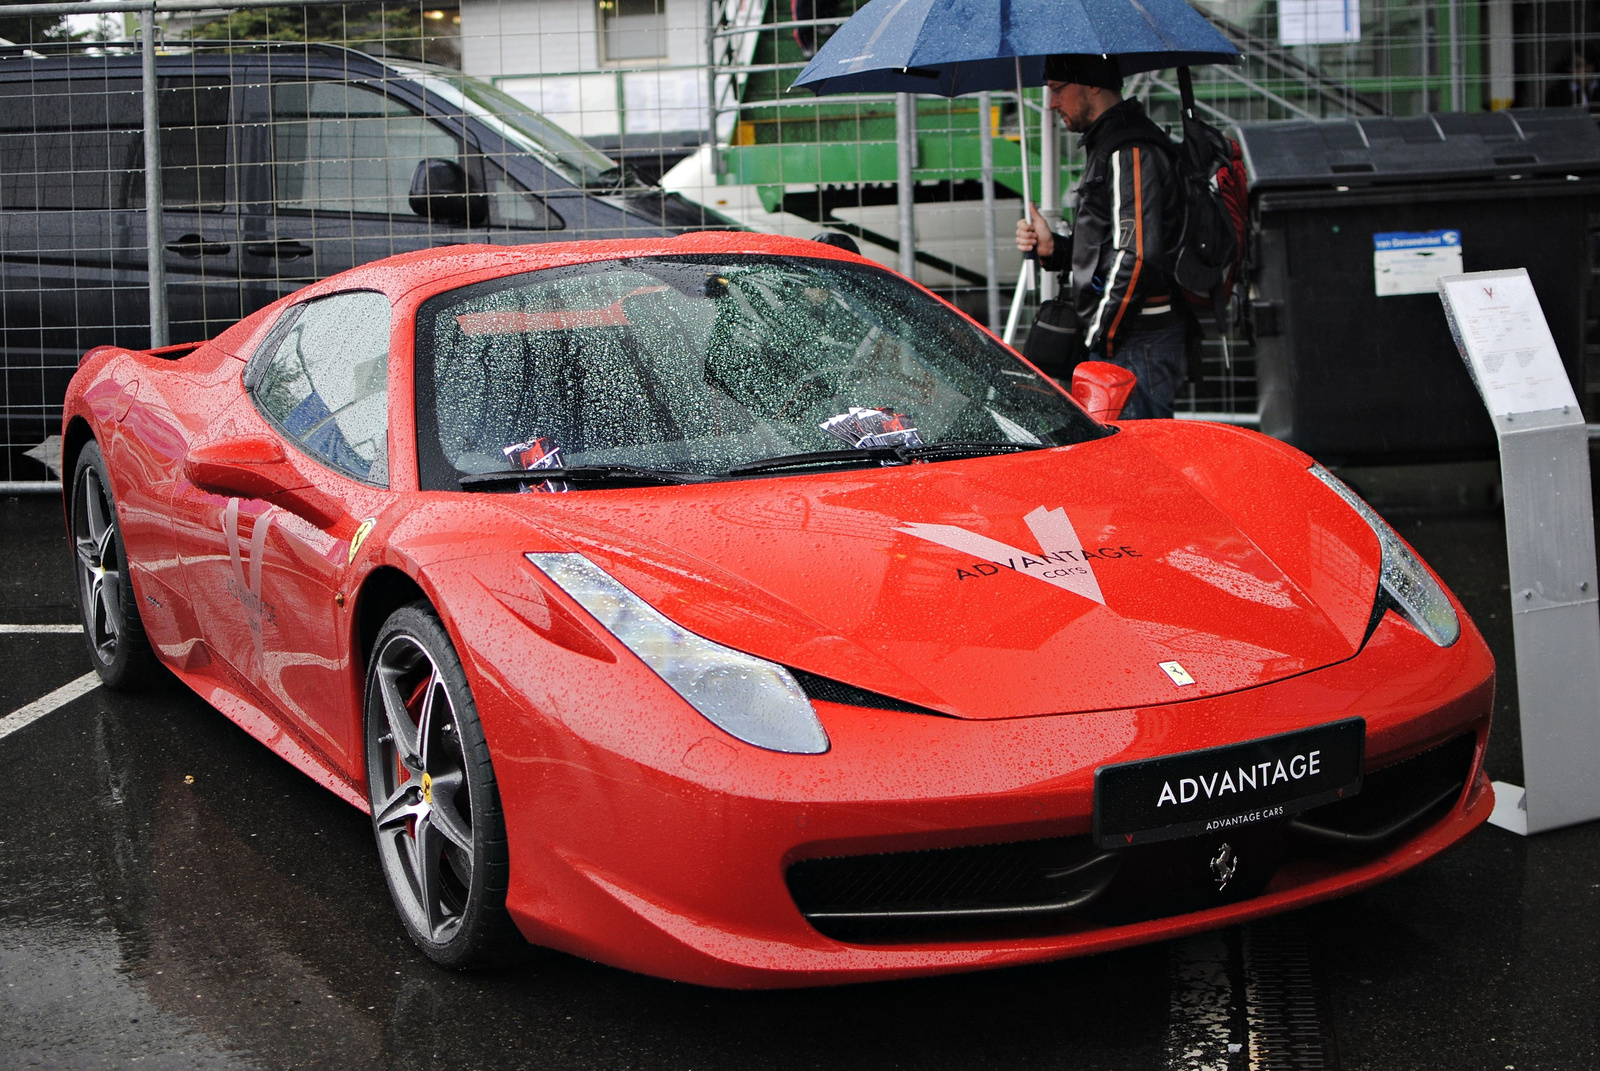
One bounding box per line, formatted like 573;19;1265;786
726;441;1044;478
903;441;1048;460
591;163;650;190
458;465;711;490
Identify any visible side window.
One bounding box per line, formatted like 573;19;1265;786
251;291;391;484
149;77;232;209
482;161;564;230
0;76;227;212
0;78;142;210
272;81;460;214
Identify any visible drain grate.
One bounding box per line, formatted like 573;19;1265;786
1244;915;1340;1071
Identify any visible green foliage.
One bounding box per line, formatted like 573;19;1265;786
182;3;460;66
0;1;83;47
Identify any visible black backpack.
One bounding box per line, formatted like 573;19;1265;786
1096;67;1248;336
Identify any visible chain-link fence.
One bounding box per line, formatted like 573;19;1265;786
1;0;1596;488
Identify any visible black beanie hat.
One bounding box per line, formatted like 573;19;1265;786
1043;53;1123;90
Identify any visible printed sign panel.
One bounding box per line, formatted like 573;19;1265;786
1374;229;1464;296
1094;719;1365;847
1438;268;1579;417
1279;0;1361;45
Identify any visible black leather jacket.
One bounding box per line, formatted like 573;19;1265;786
1041;99;1180;358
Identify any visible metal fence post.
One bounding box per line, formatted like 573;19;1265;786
1038;103;1058;301
895;92;915;279
1446;0;1463;111
141;6;168;349
978;90;998;332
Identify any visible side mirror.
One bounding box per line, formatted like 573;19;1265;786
408;158;488;228
185;435;348;532
1071;361;1138;423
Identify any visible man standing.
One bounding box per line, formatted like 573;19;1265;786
1015;53;1187;419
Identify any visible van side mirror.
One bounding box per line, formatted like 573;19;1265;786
1071;361;1138;423
408;158;488;228
185;435;349;532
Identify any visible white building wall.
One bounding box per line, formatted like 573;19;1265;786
461;0;707;77
461;0;598;78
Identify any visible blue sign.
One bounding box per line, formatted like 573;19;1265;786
1374;230;1462;251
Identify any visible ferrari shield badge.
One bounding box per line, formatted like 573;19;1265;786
1159;661;1196;686
347;517;376;564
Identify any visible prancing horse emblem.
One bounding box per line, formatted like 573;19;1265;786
1210;843;1239;890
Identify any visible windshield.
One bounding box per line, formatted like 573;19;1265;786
401;68;627;189
413;255;1107;490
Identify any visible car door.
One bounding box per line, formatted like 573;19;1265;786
235;73;486;309
175;290;392;773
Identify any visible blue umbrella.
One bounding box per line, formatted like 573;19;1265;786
790;0;1238;98
789;0;1237;341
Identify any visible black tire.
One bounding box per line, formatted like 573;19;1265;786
70;441;160;690
364;602;524;968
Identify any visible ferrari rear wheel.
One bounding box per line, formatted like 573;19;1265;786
365;602;524;968
71;441;159;690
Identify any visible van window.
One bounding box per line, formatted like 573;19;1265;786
146;78;232;209
482;161;563;230
272;81;461;216
0;76;227;211
251;291;391;484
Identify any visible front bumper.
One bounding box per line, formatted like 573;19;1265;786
449;575;1495;988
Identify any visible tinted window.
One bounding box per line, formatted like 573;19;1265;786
482;159;562;230
145;78;232;209
414;255;1105;488
0;76;228;211
272;81;460;215
251;291;391;484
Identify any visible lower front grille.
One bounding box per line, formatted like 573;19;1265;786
1289;732;1476;845
787;731;1479;944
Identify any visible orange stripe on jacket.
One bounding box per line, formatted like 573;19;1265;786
1104;146;1144;359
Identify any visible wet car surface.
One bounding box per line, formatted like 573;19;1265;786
3;486;1597;1070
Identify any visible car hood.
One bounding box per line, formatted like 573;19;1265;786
506;428;1382;719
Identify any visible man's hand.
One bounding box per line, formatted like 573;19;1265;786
1014;203;1054;258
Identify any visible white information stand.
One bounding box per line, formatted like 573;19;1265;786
1439;268;1600;835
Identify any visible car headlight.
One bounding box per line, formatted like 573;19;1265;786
1309;465;1460;647
527;553;830;755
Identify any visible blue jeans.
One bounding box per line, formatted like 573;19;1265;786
1106;320;1188;420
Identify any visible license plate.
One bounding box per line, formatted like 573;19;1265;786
1093;719;1365;848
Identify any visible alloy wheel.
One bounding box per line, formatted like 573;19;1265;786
74;466;124;664
370;632;476;944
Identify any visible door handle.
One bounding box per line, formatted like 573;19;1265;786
165;233;230;257
244;240;314;260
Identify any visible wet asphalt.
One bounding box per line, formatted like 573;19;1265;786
1;480;1598;1071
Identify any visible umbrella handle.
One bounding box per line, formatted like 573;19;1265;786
1003;258;1033;345
1178;65;1196;118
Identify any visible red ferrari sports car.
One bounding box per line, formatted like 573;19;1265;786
62;232;1494;987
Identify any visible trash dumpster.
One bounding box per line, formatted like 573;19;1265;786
1237;110;1600;463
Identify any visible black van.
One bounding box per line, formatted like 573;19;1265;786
0;42;732;453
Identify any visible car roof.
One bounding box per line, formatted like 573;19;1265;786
290;232;880;305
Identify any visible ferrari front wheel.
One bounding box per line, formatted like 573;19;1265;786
364;603;524;968
71;441;159;689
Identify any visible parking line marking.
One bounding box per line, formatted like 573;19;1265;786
0;624;83;634
0;672;102;743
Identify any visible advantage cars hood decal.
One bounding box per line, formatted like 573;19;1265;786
896;506;1108;605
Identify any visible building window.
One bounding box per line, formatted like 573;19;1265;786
598;0;666;63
